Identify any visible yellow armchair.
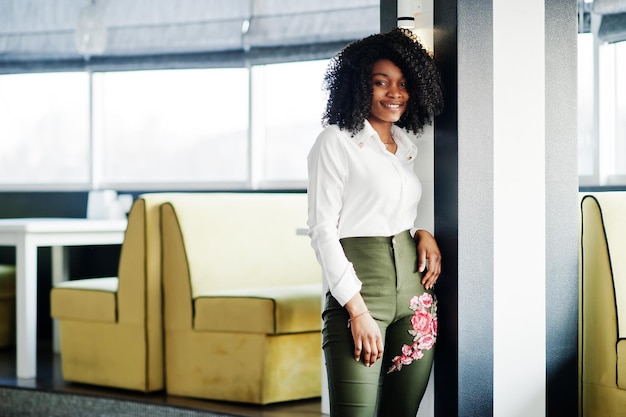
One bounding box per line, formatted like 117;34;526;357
160;192;322;404
50;194;176;392
580;192;626;416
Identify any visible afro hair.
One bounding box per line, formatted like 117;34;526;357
322;27;444;136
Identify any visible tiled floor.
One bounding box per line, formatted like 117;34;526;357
0;342;324;417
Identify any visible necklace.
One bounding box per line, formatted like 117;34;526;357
382;138;395;148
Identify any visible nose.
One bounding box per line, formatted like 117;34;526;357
387;84;402;97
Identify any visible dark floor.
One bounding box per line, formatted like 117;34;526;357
0;342;324;417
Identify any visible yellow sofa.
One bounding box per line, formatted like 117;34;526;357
0;264;16;348
579;192;626;416
50;194;177;392
160;192;322;404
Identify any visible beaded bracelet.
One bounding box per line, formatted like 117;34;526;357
347;310;370;328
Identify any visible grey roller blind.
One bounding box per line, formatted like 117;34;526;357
593;0;626;43
0;0;380;73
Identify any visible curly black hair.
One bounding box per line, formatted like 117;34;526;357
322;27;444;136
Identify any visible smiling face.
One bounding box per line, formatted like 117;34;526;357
367;59;409;130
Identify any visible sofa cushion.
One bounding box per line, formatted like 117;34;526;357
51;277;118;323
194;283;322;334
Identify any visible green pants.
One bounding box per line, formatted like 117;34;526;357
322;231;436;417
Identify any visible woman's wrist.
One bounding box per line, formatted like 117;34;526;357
347;310;370;328
413;229;432;241
345;293;370;327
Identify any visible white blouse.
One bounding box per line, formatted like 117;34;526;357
307;120;422;306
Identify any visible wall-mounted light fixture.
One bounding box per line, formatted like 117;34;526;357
397;0;434;52
397;0;422;29
75;0;108;59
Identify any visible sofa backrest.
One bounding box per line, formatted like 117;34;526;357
160;192;321;301
119;193;191;322
581;193;626;338
115;193;184;389
580;192;626;390
116;198;146;325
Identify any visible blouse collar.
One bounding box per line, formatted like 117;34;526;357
351;120;418;162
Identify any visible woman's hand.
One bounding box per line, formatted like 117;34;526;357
414;229;442;290
345;295;383;367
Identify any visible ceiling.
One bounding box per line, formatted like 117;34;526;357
0;0;380;72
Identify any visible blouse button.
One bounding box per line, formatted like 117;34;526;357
358;142;364;148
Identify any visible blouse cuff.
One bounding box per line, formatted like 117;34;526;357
329;265;362;307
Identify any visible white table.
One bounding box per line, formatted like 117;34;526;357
0;218;127;379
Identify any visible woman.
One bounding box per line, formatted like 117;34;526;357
307;27;444;417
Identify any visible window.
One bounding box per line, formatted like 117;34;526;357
577;33;595;178
0;72;89;187
614;41;626;177
597;40;626;185
0;59;330;191
93;68;249;187
578;32;626;186
251;60;328;187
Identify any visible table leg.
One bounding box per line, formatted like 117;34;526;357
15;236;38;379
51;246;69;353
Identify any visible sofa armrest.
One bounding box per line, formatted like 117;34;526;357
51;277;118;323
